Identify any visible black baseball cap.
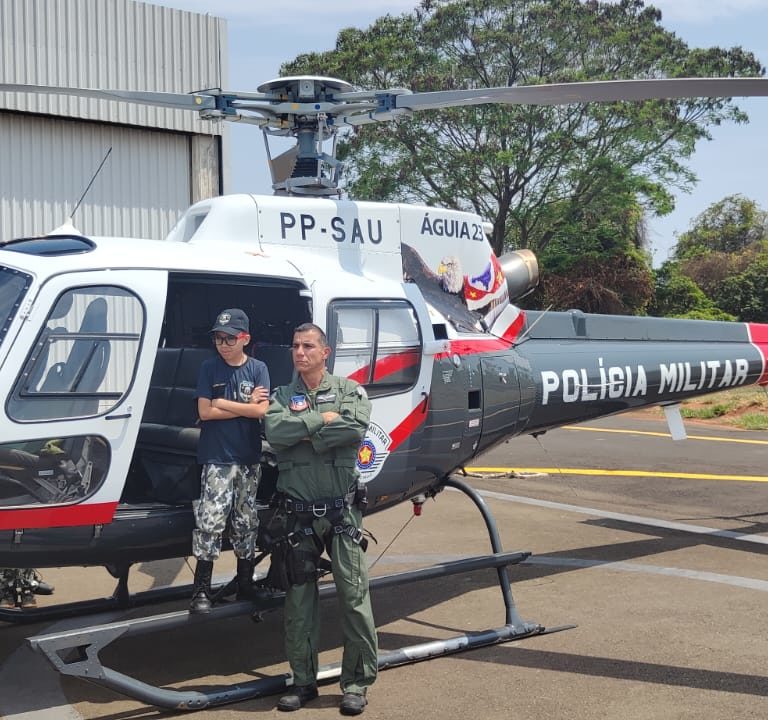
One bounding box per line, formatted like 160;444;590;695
211;308;249;336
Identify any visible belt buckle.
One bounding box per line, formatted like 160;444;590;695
312;503;327;518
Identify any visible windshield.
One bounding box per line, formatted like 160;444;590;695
0;266;32;346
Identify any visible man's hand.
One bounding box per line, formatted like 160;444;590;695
321;411;340;424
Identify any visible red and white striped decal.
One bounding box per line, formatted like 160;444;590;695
389;396;430;452
748;323;768;386
355;310;527;457
435;309;526;360
0;501;118;531
347;348;422;384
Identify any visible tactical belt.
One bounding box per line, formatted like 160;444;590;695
280;490;355;517
273;486;369;550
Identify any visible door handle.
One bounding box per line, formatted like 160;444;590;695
105;412;132;420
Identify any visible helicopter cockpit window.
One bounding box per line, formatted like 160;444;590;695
8;286;144;422
329;301;421;398
0;435;110;507
331;307;375;381
0;266;32;348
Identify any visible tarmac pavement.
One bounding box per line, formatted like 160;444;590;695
1;413;766;719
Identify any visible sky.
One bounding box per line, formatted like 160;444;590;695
151;0;768;266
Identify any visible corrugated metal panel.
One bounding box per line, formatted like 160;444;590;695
0;0;225;135
0;111;191;239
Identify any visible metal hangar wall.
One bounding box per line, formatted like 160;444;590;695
0;0;227;240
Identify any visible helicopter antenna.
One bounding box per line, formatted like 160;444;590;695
69;147;113;221
513;304;554;345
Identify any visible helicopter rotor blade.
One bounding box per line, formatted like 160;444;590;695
394;77;768;112
0;82;218;111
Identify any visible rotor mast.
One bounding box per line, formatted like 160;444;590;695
256;77;350;197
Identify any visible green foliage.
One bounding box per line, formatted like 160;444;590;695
649;261;735;320
282;0;763;266
681;404;729;419
738;413;768;431
714;253;768;322
673;194;768;259
528;246;654;314
662;195;768;322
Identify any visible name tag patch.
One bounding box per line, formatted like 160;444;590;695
290;394;308;412
316;393;337;403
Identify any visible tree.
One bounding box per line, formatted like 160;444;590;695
658;196;768;321
282;0;763;262
713;253;768;323
534;248;655;315
673;194;768;259
650;262;735;320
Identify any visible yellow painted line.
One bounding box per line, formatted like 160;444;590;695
561;425;768;445
466;467;768;483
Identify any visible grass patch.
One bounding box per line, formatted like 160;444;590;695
681;404;730;419
673;385;768;430
736;413;768;431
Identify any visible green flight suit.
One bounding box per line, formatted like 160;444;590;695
264;371;377;695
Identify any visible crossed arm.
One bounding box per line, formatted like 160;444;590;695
197;386;270;421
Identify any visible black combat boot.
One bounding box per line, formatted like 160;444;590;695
31;570;54;595
277;684;318;711
236;557;256;601
189;559;214;614
340;690;368;715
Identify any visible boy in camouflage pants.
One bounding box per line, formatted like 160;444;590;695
190;308;270;613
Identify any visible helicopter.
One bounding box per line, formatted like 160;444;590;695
0;74;768;709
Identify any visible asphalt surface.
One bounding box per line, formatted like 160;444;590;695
1;413;767;719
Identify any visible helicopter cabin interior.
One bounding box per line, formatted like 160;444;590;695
123;272;311;507
1;255;425;512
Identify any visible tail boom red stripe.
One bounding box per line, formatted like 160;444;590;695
748;323;768;385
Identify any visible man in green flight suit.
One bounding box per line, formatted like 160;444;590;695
265;322;377;716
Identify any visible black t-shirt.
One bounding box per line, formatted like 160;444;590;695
195;355;270;465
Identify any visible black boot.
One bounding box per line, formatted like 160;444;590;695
236;557;256;601
190;559;214;614
31;571;54;595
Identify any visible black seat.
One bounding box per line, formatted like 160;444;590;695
137;347;215;454
130;347;215;504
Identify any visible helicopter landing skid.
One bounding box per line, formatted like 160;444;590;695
25;477;574;711
0;576;195;626
0;564;227;626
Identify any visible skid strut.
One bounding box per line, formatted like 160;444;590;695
27;477;573;710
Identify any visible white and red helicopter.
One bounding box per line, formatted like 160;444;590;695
0;75;767;709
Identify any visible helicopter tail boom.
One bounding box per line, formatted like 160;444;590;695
512;312;768;436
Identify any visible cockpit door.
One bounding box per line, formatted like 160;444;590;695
0;270;166;530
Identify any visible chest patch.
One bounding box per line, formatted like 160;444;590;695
290;394;309;412
316;393;337;404
239;380;255;402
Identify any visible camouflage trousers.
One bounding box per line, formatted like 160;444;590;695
192;463;261;561
0;568;38;605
